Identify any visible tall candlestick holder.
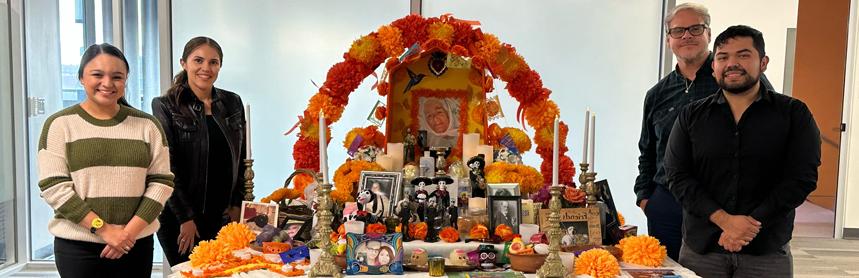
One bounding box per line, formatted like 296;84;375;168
536;185;571;278
243;159;256;201
578;163;599;205
309;178;343;277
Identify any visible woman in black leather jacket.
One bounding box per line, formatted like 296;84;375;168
151;36;247;266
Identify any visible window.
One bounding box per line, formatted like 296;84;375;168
0;0;15;270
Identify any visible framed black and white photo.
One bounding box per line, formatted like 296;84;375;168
487;183;520;197
240;201;279;234
488;195;521;234
539;207;602;246
359;171;404;217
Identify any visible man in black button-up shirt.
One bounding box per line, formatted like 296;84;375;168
665;25;820;277
633;3;772;260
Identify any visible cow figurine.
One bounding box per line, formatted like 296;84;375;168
356;189;384;222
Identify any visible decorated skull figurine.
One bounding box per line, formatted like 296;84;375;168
410;248;428;266
447;249;469;266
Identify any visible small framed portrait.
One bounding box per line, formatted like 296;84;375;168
488;196;521;234
277;200;313;241
539;207;602;246
487;183;520;197
359;171;404;217
346;232;404;275
240;201;279;234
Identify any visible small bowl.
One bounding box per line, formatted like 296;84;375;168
508;253;548;273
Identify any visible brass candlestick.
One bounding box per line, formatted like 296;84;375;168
243;159;256;201
537;185;570;278
309;180;343;277
578;163;598;205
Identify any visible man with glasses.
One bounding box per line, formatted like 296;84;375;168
634;3;771;260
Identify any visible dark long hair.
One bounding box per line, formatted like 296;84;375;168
167;36;224;104
78;43;131;107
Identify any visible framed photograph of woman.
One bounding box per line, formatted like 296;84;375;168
487;183;520;197
359;171;404;217
416;96;464;149
488;195;521;234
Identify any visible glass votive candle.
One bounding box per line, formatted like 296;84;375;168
344;220;365;234
428;257;445;276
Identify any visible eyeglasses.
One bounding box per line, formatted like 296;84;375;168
667;24;707;39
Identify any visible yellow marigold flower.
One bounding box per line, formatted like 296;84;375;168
348;35;380;65
427;22;455;44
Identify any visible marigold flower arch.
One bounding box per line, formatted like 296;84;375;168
291;14;575;201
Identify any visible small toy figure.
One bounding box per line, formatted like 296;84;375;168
467;244;497;270
395;196;417;240
403;128;417;163
424;197;440;242
356;189;384;222
432;176;453;209
411;177;432;222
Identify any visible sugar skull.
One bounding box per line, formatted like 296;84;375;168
448;249;468;266
410;248;428;266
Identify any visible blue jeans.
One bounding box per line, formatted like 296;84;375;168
645;185;683;260
679;242;792;278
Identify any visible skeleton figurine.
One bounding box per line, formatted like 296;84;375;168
395;196;417;241
411;177;432;222
424;197;440;242
467;154;488;198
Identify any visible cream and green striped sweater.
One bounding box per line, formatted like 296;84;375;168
38;104;174;243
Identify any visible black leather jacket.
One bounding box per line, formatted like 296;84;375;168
152;85;247;224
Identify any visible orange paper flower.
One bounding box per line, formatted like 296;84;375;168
216;223;256;250
574;248;621;278
409;222;428;240
189;239;234;269
348;34;382;66
427;22;455;44
494;224;515;242
469;224;489;240
439;227;460;243
563;186;586;204
616;235;667;267
366;223;388;234
374;106;387;120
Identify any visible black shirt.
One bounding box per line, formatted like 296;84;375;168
664;85;820;255
634;54;773;205
202;116;232;237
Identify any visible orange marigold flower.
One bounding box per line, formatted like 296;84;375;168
616;235;667;267
439;227;460;243
377;25;404;57
485;162;544;194
470;33;501;68
469;224;489;240
366;223;388;234
391;14;428;46
494;44;529;81
409;222;428;240
523;99;558;130
293;136;320;171
540;155;576;186
494;224;515;242
574;248;621;278
501;127;531;153
216;223;256;250
333;159;385;203
343;125;386;151
189;239;233;269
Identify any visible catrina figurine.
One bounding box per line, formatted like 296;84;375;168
467;154;488;197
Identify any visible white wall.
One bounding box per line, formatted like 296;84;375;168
173;0;664;233
677;0;799;93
